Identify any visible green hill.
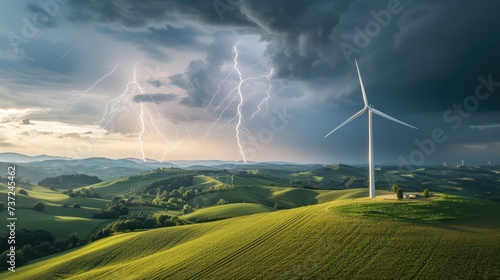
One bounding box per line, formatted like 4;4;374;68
0;184;109;238
74;168;192;197
186;186;379;209
5;194;499;279
181;203;275;222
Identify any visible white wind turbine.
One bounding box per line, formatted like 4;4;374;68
324;60;418;198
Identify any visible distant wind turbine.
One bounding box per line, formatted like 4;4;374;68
443;162;447;167
461;160;465;166
488;160;491;167
324;60;418;198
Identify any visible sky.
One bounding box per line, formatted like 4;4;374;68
0;0;499;167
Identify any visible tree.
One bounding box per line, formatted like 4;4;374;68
66;233;80;248
0;201;4;211
182;204;193;214
274;203;280;210
396;187;404;200
21;244;33;259
217;198;227;205
33;202;45;211
54;237;69;251
72;203;81;208
392;184;401;194
423;188;430;198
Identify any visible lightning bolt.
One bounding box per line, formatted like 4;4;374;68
55;41;95;65
65;63;121;109
68;62;182;162
97;63;179;161
203;44;274;163
233;45;246;162
250;68;274;119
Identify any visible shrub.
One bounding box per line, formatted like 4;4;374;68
93;209;120;219
72;203;81;209
33;202;45;211
217;198;227;205
392;184;401;194
18;189;28;196
182;204;193;214
423;189;430;198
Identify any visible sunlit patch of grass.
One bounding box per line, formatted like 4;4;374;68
330;194;489;222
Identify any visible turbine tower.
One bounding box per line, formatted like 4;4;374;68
324;60;418;198
461;160;465;166
489;160;491;166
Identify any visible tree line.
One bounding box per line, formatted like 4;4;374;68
38;174;102;189
0;229;85;270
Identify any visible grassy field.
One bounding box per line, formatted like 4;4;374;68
185;185;374;208
4;194;499;279
181;203;275;222
331;193;491;222
0;184;110;237
75;169;192;197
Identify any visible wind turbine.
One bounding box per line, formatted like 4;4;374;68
488;160;491;167
461;160;465;166
324;59;418;198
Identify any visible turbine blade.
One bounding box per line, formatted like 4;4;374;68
370;108;418;129
355;59;369;107
324;108;367;138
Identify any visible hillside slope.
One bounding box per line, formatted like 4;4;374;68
5;196;500;279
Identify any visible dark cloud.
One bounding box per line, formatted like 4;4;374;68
132;93;177;104
66;0;256;30
96;24;208;60
25;2;58;28
30;0;500;114
1;0;499;164
65;0;349;79
146;77;169;88
169;32;236;107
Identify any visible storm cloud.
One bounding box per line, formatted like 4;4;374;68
0;0;499;164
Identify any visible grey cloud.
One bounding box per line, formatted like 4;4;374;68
132;93;177;104
147;78;169;88
66;0;256;30
170;33;236;107
53;0;500;114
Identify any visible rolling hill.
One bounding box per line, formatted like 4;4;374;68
4;193;499;279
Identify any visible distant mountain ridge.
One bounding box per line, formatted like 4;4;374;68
0;153;323;182
0;152;69;163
